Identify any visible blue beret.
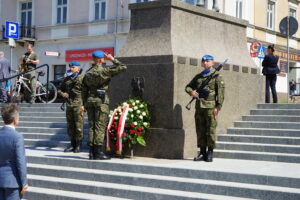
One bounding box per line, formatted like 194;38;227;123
92;50;105;58
202;55;214;61
69;61;81;67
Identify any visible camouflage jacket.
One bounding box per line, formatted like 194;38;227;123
58;74;83;107
185;68;225;110
82;59;127;107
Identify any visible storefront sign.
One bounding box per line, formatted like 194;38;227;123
45;51;60;57
275;51;300;61
65;48;114;62
280;60;288;73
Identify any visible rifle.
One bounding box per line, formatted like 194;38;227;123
185;59;228;111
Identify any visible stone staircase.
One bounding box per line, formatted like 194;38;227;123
215;103;300;163
0;103;299;199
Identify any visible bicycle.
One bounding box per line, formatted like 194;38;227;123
11;70;58;103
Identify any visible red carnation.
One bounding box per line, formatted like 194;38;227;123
130;124;135;128
137;127;143;131
122;133;126;137
129;130;135;134
137;132;142;136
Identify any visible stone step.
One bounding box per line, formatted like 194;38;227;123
24;186;130;200
0;103;62;108
218;134;300;145
234;121;300;130
16;126;68;134
257;104;300;110
18;107;63;112
28;174;262;200
227;128;300;137
25;139;69;148
19;111;66;117
216;141;300;154
242;115;300;122
214;149;300;163
25;150;300;189
0;121;89;128
250;109;300;116
27;163;300;200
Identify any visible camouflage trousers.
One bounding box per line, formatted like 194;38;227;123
86;104;109;146
66;106;84;141
24;70;36;101
195;108;217;148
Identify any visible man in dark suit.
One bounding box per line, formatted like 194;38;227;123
262;45;280;103
0;104;28;200
0;52;11;103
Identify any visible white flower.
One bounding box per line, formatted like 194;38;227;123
137;110;141;114
123;102;128;106
140;104;144;108
132;102;136;106
134;106;138;110
143;122;148;126
131;114;134;118
109;114;112;118
136;100;140;103
129;108;133;112
118;109;122;113
142;112;146;116
114;116;119;120
133;122;138;126
139;115;143;120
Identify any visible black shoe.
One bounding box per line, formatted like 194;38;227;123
194;146;207;161
206;148;214;162
74;140;82;153
89;146;94;160
64;140;75;152
93;145;110;160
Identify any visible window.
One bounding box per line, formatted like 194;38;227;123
21;2;32;27
236;0;243;19
57;0;67;24
95;0;106;20
54;65;66;81
267;1;275;30
290;8;296;18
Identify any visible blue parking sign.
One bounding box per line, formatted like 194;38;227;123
5;21;19;39
257;46;266;59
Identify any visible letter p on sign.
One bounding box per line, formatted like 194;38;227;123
5;21;19;39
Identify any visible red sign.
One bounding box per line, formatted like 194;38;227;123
65;48;114;62
250;41;261;57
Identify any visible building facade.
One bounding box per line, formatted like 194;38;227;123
0;0;299;98
0;0;136;81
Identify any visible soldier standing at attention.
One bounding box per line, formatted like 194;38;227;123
82;51;127;160
58;61;84;153
19;43;39;104
185;55;225;162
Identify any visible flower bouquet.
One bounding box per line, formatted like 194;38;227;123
106;98;151;157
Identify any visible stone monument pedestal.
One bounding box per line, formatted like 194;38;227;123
110;0;264;159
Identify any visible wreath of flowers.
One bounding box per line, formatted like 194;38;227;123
106;98;151;154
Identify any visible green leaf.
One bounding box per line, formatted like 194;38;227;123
137;136;146;146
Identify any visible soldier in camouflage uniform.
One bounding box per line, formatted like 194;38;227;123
19;43;39;104
58;61;84;153
82;51;127;160
185;55;225;162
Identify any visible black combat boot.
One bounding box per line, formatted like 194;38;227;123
74;140;82;153
89;146;94;160
194;146;207;161
206;147;214;162
64;140;75;152
93;145;110;160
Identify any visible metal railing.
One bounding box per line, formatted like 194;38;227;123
1;25;36;40
0;64;50;103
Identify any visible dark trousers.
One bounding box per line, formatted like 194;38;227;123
0;188;21;200
0;81;7;102
265;74;278;103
